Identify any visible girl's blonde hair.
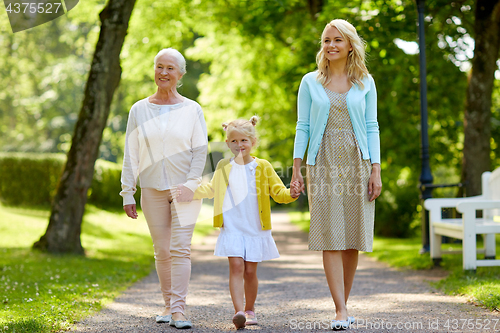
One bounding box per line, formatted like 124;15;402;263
222;116;259;144
316;19;369;89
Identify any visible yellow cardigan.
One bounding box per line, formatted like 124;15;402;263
193;157;297;230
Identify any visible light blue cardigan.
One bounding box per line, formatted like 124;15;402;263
293;71;380;165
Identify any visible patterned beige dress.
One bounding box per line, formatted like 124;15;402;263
306;87;374;252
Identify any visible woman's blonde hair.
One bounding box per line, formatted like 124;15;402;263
316;19;369;89
222;116;259;144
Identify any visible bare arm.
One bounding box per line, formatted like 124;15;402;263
291;158;305;194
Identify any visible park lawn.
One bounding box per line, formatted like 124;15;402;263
0;202;214;333
288;211;500;312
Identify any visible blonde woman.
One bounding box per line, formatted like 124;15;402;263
291;19;382;330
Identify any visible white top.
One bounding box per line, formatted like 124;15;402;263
214;159;280;262
222;159;261;233
158;104;177;189
120;97;207;206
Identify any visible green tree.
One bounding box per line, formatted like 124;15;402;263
0;1;103;154
461;0;500;196
184;0;472;236
1;0;497;240
34;0;137;253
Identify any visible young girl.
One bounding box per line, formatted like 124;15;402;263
186;116;300;329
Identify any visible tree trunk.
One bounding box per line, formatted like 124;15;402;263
461;0;500;197
33;0;137;254
307;0;323;18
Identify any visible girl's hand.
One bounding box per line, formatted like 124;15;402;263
176;184;194;203
124;204;138;219
290;181;301;198
292;158;305;194
368;163;382;202
170;185;180;199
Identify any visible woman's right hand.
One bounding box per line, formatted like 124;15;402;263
292;158;305;194
124;204;138;219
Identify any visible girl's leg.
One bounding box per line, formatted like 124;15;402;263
323;250;348;321
141;188;172;316
342;249;359;302
228;257;245;313
243;261;259;312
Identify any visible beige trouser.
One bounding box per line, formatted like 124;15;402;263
141;188;201;314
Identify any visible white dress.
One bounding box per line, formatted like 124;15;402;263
214;159;280;262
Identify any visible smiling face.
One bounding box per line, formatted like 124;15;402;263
154;54;183;90
322;26;352;63
226;130;255;164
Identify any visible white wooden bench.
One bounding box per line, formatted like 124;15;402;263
424;167;500;270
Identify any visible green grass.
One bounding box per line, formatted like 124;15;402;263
288;211;500;312
288;211;312;233
0;203;214;333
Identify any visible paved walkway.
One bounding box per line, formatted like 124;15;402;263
73;212;500;332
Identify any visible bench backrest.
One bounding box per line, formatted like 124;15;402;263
486;167;500;219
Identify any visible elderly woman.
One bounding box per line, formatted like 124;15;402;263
292;20;382;330
120;48;207;329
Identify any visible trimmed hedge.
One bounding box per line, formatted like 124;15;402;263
89;159;129;209
0;152;128;208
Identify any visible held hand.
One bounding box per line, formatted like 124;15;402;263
368;163;382;202
294;173;305;195
290;181;301;198
292;158;305;194
124;204;138;219
176;184;194;203
170;185;180;199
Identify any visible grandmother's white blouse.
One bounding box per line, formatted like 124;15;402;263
120;97;207;206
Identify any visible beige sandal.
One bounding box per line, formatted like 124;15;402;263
245;310;258;325
232;311;246;329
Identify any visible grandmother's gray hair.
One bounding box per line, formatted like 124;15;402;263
154;48;187;75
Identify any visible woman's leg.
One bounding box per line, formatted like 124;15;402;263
243;262;259;312
323;250;348;321
228;257;245;313
342;249;359;302
141;188;172;316
169;199;201;320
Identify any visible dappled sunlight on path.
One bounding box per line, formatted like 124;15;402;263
73;212;500;332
